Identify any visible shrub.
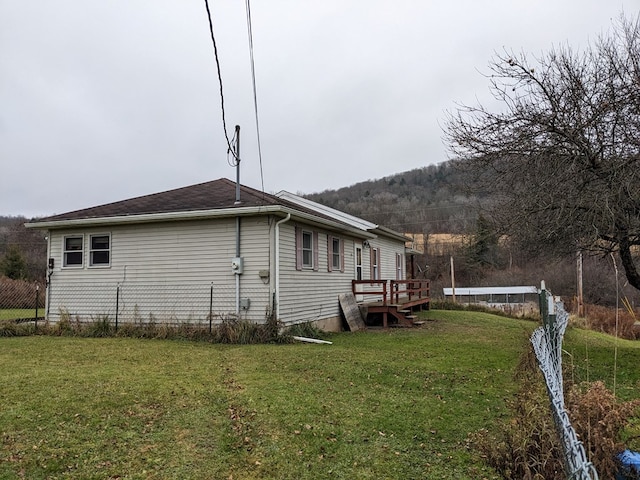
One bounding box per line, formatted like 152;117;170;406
85;315;114;337
0;320;31;337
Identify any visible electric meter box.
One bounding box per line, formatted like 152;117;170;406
231;257;244;274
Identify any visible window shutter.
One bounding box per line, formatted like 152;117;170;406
295;226;302;271
313;231;319;271
327;236;332;272
377;247;382;279
340;239;345;273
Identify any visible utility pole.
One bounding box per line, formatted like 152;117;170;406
234;125;241;205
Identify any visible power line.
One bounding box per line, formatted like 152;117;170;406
244;0;265;193
202;0;239;161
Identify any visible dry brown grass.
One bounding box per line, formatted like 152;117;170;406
567;301;640;340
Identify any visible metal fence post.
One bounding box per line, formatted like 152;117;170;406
34;284;39;330
115;283;120;331
209;283;214;333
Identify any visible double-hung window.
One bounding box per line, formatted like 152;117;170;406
327;236;344;272
296;226;318;271
302;231;314;268
371;247;380;280
396;253;404;280
63;235;84;267
90;234;111;267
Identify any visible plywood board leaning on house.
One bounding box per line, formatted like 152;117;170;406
339;293;366;331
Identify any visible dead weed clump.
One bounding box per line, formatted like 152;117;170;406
580;303;640;340
473;346;640;479
565;299;640;340
566;381;640;479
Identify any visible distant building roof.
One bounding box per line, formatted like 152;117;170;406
443;286;538;296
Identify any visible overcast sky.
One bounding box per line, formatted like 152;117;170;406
1;1;631;217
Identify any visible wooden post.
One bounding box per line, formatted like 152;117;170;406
450;256;456;303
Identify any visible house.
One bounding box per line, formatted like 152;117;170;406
25;178;428;331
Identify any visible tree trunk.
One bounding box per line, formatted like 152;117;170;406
618;235;640;292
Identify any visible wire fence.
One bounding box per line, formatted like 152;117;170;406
0;276;43;322
531;283;599;480
1;279;272;328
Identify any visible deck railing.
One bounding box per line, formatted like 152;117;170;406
390;280;430;304
352;279;430;306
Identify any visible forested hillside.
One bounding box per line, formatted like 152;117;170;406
305;161;479;234
306;162;638;307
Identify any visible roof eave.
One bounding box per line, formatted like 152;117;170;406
24;205;284;229
25;205;377;239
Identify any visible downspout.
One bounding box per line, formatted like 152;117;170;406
236;216;241;315
45;231;52;319
274;213;291;320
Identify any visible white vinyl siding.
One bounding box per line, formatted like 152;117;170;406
46;217;271;323
279;222;356;325
45;215;409;328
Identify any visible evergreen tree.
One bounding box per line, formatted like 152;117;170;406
1;245;26;280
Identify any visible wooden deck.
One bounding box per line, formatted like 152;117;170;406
352;279;430;328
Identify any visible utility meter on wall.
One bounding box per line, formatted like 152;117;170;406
231;257;244;274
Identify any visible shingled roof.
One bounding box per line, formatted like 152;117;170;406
36;178;277;222
26;179;407;242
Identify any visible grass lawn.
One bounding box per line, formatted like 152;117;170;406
0;309;40;321
1;310;639;479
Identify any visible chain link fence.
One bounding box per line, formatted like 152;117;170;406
0;276;43;322
531;284;599;479
1;279;272;327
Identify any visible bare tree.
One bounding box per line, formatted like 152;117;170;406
446;14;640;292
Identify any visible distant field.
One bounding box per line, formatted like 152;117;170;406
1;310;638;479
0;308;40;321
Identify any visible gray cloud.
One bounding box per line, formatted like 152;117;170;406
0;0;629;216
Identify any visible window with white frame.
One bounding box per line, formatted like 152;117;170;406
328;236;344;272
371;247;380;280
63;235;84;267
355;247;363;280
295;226;319;271
89;234;111;267
396;253;404;280
302;230;313;268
